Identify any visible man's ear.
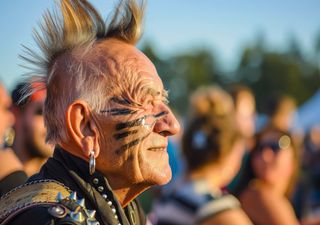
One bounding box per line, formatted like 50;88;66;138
65;100;100;158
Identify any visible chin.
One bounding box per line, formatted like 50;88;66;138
142;160;172;186
139;147;173;186
153;165;172;186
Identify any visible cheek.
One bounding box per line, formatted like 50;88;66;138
33;116;46;132
252;156;267;179
277;151;295;177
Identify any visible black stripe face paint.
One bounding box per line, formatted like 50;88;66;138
101;108;137;116
116;116;146;131
113;111;168;154
115;135;148;155
113;130;138;140
153;111;168;118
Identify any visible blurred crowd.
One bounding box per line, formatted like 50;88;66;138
0;81;53;195
144;84;320;225
1;79;320;225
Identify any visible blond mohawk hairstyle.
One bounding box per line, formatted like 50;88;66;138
20;0;145;143
22;0;144;79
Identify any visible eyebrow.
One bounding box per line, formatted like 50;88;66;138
144;87;168;98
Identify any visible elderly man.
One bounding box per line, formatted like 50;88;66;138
0;0;180;224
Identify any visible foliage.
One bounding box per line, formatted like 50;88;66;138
141;34;320;115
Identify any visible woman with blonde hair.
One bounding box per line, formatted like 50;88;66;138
152;86;252;225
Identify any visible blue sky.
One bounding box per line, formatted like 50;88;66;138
1;0;319;90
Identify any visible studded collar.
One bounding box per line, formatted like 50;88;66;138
29;147;146;225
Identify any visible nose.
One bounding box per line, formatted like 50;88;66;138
153;104;181;137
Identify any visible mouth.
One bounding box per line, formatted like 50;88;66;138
147;146;167;152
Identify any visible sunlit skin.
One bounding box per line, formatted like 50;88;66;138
189;139;245;191
22;100;53;158
235;91;256;139
252;132;295;194
0;84;15;145
0;84;23;180
12;95;54;176
61;38;180;207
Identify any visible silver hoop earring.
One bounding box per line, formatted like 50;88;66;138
89;151;96;175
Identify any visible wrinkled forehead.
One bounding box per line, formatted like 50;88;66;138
97;39;164;99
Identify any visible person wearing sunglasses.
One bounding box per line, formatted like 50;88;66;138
233;128;300;225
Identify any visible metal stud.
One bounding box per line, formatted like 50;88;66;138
111;208;116;214
93;178;99;185
56;192;64;202
114;215;118;219
70;212;85;222
107;201;112;206
87;219;100;225
69;192;77;201
85;209;96;218
48;205;66;218
77;198;85;207
97;186;104;192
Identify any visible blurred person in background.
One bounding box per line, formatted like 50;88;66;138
293;125;320;225
11;82;53;176
229;84;256;149
263;94;297;133
0;82;27;196
227;84;256;193
234;128;300;225
151;86;252;225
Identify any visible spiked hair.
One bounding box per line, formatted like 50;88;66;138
21;0;145;143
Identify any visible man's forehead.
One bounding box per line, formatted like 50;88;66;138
98;38;157;72
98;40;163;89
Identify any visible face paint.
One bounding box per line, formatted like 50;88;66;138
101;108;137;116
115;116;146;130
115;135;148;155
114;111;167;132
91;39;180;191
112;111;168;155
113;130;138;140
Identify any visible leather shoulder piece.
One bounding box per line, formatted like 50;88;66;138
0;179;70;224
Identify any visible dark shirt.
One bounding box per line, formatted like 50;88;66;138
0;170;28;197
5;147;146;225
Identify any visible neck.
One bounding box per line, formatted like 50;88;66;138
250;179;287;195
189;164;224;192
13;138;46;176
106;174;149;207
24;157;47;176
